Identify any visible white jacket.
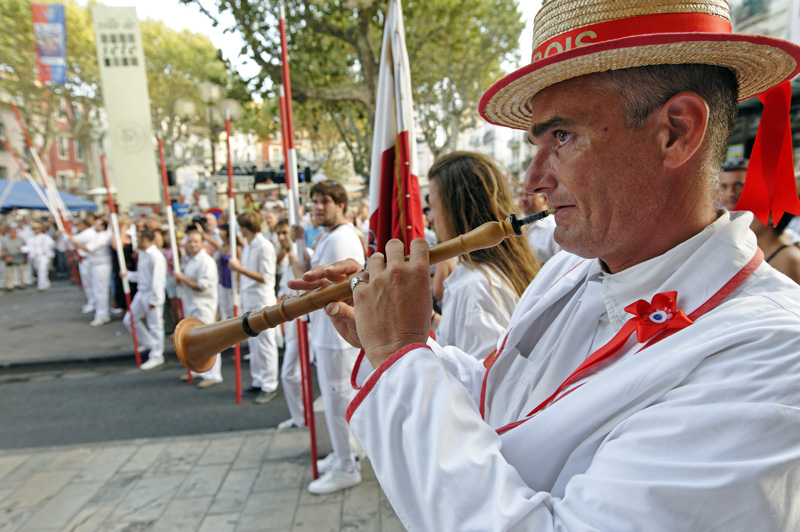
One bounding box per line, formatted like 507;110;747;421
347;211;800;531
436;262;518;360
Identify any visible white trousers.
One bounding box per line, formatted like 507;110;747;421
23;257;33;285
314;344;360;472
281;320;305;427
79;259;95;308
218;285;239;321
246;302;278;393
33;256;51;290
90;261;111;321
123;292;164;360
186;303;222;382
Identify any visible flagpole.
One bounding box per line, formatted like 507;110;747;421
99;148;142;367
0;167;23;209
0;138;57;216
280;1;318;480
3;110;83;287
157;133;193;385
225;110;243;404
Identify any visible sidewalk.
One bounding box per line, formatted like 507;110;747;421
0;280;406;531
0;279;136;366
0;428;403;532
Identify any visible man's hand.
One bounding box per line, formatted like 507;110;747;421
291;225;305;242
289;258;364;348
173;271;186;285
228;257;241;273
353;239;432;368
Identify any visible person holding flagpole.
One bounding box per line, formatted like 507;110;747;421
174;228;223;387
293;0;800;529
122;228;167;371
69;218;112;327
228;211;280;403
292;180;365;495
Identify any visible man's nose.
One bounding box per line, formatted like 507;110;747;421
523;149;555;193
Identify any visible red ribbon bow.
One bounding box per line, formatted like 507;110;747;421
624;291;693;343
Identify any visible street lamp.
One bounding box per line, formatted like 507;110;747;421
175;83;243;175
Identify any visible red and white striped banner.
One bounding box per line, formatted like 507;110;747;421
367;0;425;256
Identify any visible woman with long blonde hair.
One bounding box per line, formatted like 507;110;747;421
428;151;540;360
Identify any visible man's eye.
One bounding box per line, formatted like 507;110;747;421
555;130;571;146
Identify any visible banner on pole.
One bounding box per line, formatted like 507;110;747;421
367;0;425;256
31;3;67;84
91;6;160;205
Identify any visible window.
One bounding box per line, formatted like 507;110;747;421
0;166;7;179
57;100;68;121
75;141;84;162
0;122;5;150
57;135;70;160
57;171;70;190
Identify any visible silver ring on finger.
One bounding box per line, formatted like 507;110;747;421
350;275;364;293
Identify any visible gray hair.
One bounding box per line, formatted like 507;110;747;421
588;64;739;179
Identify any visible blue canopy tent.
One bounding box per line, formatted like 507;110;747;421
0;179;97;212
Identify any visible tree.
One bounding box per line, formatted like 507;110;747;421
0;0;102;181
0;1;260;182
141;19;232;165
182;0;524;177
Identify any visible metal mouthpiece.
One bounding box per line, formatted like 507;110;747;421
510;209;556;236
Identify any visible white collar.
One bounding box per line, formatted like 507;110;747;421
595;211;755;329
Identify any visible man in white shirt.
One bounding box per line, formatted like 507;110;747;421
72;217;97;314
293;180;365;495
293;1;800;529
228;211;279;402
275;219;308;429
16;217;35;286
174;229;223;386
122;228;167;371
69;218;112;326
24;222;55;291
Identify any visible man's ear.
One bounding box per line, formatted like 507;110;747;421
654;91;709;169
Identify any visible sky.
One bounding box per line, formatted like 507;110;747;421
81;0;543;80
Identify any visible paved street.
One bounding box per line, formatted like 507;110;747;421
0;279;404;531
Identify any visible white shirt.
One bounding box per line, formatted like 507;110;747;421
179;249;218;320
128;245;167;308
348;211;800;531
309;223;365;349
436;262;518;360
72;227;96;259
25;233;55;260
85;229;112;266
525;214;561;263
239;232;277;310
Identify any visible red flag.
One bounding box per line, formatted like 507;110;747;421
367;0;425;256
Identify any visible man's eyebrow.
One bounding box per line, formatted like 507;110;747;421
529;116;576;139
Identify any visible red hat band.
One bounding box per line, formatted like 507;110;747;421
532;12;732;63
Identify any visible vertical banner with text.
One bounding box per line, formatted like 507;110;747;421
91;6;160;205
31;3;67;84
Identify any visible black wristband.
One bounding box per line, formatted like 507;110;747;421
241;312;259;337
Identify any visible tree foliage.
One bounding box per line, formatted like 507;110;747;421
0;0;101;171
0;0;262;177
182;0;524;177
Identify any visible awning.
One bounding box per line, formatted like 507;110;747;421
0;179;97;212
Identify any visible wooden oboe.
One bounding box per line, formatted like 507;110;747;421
174;209;555;372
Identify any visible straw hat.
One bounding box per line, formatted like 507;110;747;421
480;0;800;130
